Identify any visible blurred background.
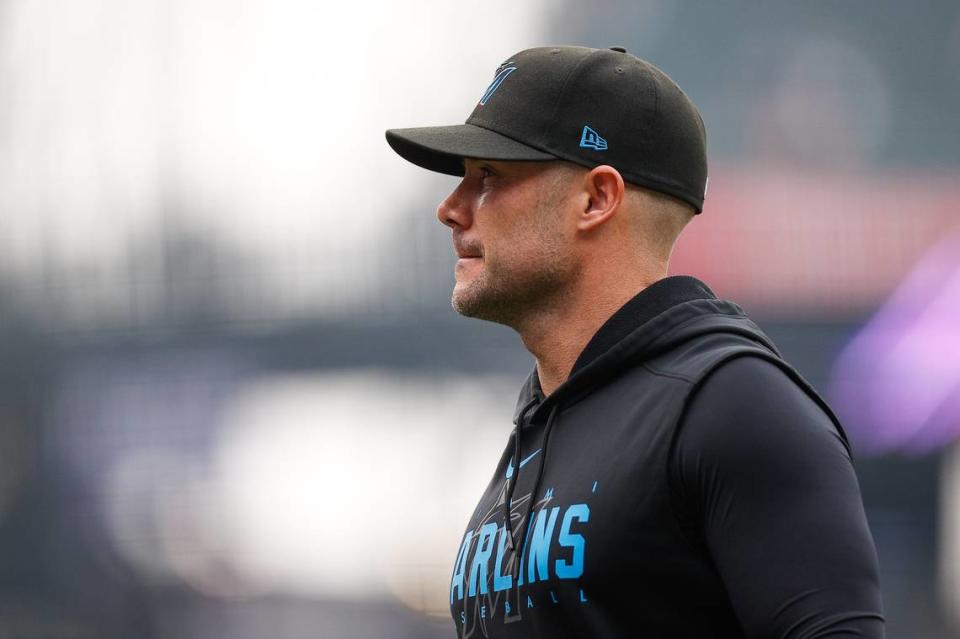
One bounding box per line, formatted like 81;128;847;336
0;0;958;636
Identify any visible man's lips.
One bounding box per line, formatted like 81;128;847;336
455;254;483;271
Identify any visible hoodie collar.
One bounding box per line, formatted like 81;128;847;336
570;276;717;376
512;276;725;424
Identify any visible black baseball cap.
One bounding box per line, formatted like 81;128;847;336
386;45;708;213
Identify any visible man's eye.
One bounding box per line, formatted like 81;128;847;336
479;166;495;180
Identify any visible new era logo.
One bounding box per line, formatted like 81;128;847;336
579;125;608;151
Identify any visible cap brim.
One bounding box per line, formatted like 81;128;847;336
385;124;557;176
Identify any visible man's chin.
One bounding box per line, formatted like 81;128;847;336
450;290;482;319
451;284;499;322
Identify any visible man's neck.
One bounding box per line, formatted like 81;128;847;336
517;269;664;397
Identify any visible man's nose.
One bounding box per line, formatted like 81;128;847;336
436;179;472;229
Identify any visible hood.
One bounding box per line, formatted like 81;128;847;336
512;275;781;426
500;275;781;566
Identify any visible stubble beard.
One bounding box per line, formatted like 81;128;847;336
450;164;579;328
451;256;574;328
450;216;578;329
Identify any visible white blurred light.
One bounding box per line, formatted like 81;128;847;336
0;0;551;322
210;370;515;609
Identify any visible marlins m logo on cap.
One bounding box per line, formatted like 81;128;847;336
479;61;516;106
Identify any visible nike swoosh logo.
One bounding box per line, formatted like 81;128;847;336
505;448;542;479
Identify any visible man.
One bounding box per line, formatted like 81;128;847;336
386;46;885;638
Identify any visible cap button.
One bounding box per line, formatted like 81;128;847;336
609;46;627;53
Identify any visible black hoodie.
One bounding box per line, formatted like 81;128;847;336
449;276;884;638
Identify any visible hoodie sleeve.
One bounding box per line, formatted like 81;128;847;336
670;356;886;639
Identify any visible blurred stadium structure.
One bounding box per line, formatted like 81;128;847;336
0;0;958;636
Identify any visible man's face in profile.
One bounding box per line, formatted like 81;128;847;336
436;159;580;326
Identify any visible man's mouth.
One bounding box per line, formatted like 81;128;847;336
455;253;483;272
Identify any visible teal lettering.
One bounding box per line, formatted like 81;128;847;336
556;504;590;579
493;525;513;592
467;523;498;597
527;507;560;583
517;516;535;586
450;532;472;603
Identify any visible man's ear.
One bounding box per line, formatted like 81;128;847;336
578;165;625;232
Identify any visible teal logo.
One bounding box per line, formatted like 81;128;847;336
505;448;542;479
479;62;516;105
579;125;608;151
